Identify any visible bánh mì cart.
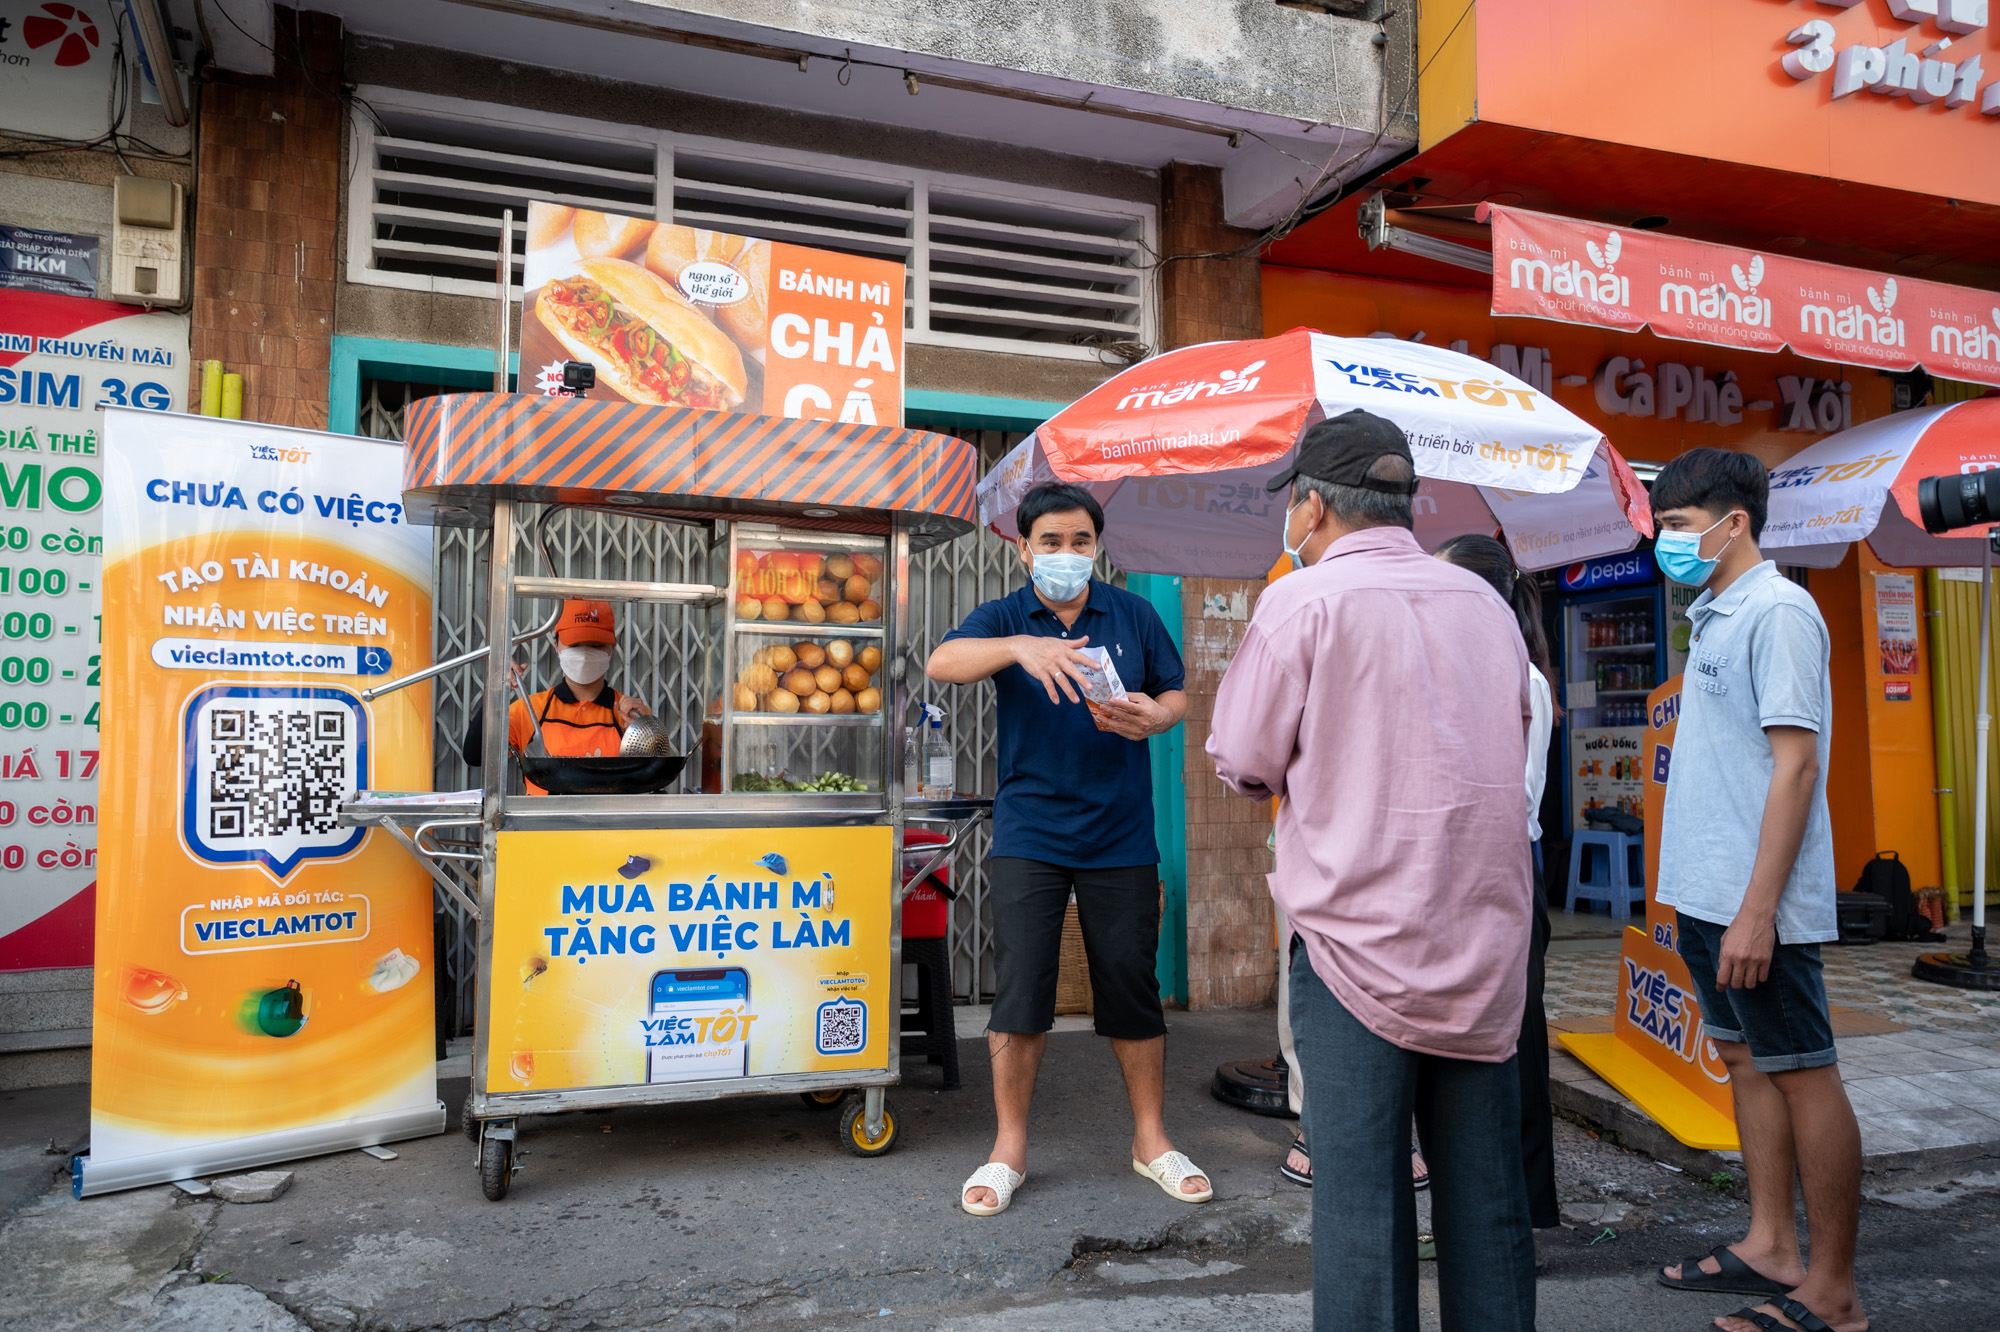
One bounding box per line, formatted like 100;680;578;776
339;391;989;1199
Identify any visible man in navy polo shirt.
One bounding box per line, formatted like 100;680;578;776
928;482;1202;1218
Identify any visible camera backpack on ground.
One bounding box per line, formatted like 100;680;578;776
1848;851;1945;944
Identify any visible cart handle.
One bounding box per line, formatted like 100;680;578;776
359;604;562;701
414;819;483;864
902;815;982;902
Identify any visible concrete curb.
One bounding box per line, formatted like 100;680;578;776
1548;1049;2000;1190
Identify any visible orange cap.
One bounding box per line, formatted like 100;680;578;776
556;599;615;646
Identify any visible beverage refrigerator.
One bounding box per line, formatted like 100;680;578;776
1555;563;1668;836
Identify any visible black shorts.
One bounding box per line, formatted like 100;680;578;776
987;857;1166;1041
1676;910;1837;1074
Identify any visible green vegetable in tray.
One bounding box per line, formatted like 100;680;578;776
730;771;869;793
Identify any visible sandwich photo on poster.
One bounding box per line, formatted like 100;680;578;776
519;203;905;427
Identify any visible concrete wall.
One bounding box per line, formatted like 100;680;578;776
643;0;1388;128
0;110;194;302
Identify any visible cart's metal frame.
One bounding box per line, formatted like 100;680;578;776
345;493;986;1192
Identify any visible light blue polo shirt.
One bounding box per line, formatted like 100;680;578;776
1657;561;1837;944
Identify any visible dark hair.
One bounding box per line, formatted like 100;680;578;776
1016;482;1104;539
1434;534;1560;715
1292;454;1416;531
1650;448;1769;540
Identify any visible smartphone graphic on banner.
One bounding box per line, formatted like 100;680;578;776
647;968;751;1083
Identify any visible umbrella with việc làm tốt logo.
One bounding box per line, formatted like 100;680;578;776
1757;396;2000;990
975;328;1653;577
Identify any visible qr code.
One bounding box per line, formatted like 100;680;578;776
183;686;367;877
206;706;351;839
815;996;867;1056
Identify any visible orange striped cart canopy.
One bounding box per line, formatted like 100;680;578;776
401;393;979;548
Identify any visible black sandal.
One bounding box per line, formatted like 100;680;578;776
1279;1134;1311;1188
1658;1244;1792;1297
1411;1145;1429;1191
1716;1297;1841;1332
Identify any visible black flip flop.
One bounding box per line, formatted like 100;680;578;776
1657;1244;1792;1297
1716;1296;1845;1332
1279;1134;1311;1188
1411;1145;1429;1192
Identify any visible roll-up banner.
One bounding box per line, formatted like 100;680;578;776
79;410;442;1197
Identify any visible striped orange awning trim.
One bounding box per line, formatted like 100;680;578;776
401;393;978;548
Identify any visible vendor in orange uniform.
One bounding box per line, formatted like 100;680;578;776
461;599;654;795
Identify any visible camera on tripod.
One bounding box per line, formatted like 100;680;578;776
1918;469;2000;551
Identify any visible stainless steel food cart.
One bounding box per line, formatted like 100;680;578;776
339;391;987;1199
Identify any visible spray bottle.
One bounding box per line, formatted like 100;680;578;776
919;703;954;800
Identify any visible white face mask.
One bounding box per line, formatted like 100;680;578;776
559;645;609;684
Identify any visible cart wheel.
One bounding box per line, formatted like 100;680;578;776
838;1096;897;1157
799;1089;847;1112
479;1134;514;1200
460;1090;479;1143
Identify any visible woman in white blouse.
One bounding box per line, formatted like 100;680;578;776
1435;534;1560;1232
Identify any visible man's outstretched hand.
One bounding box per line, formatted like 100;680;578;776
1095;692;1174;741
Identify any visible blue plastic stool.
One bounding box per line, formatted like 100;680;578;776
1565;829;1645;919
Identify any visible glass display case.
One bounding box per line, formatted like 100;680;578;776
701;524;892;796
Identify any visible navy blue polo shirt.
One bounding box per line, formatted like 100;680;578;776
941;580;1184;869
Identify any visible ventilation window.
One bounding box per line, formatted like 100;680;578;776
348;89;1154;361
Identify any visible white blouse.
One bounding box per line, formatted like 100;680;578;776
1527;665;1553;843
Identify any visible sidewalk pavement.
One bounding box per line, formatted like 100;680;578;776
1542;912;2000;1181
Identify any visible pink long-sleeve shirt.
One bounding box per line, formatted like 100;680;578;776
1206;526;1533;1062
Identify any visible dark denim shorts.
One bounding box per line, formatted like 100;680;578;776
1675;911;1837;1073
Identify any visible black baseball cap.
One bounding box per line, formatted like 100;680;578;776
1264;409;1420;495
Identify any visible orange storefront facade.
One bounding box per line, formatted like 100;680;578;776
1264;0;2000;903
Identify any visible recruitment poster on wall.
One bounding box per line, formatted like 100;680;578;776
79;411;441;1196
0;291;187;970
518;201;905;427
485;825;891;1096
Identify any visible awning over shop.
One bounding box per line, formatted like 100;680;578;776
1476;205;2000;392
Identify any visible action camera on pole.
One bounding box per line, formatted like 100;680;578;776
561;360;596;399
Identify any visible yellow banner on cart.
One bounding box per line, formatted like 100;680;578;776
487;825;893;1094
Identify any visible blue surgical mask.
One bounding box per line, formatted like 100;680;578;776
1282;496;1316;570
1656;512;1739;587
1030;552;1093;602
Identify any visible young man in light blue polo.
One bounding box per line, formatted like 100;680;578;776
1649;449;1864;1332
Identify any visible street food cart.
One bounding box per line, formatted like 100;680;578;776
340;390;987;1199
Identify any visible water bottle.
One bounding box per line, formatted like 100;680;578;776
903;724;922;796
921;704;955;800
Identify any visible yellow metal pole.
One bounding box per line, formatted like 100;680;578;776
200;359;224;416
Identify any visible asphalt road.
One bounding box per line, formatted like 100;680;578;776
2;1007;1996;1331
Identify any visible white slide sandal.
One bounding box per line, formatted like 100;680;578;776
960;1161;1026;1217
1133;1150;1213;1203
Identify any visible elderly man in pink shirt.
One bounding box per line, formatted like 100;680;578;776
1208;410;1537;1332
